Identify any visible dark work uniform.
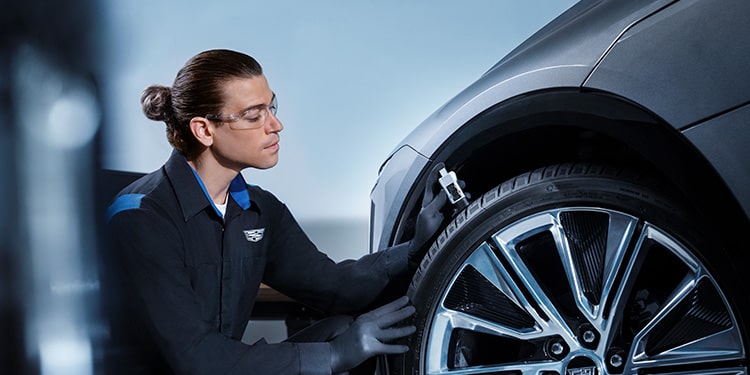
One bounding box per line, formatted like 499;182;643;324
106;151;410;374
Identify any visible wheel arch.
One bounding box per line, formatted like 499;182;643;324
398;89;748;283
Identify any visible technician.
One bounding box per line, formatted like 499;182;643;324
106;49;448;374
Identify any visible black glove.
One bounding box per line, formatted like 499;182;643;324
408;162;449;269
329;296;416;373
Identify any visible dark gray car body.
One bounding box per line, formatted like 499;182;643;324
370;0;750;255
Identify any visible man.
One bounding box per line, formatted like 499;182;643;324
106;49;447;374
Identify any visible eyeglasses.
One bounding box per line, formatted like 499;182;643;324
205;94;278;130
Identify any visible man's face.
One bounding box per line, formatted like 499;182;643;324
209;75;283;171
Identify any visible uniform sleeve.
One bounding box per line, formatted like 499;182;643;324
261;199;411;315
107;208;335;375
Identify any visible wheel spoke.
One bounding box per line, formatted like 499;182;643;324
427;242;551;373
492;212;580;343
433;306;544;341
425;360;557;375
451;242;546;332
555;209;638;327
632;276;742;360
630;367;748;375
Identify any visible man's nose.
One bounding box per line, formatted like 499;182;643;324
266;111;283;132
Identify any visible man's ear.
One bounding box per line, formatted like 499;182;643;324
189;117;214;147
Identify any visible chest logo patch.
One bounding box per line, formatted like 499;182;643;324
243;228;265;242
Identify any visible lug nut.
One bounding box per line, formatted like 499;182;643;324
551;342;564;356
577;323;599;349
546;338;568;360
582;330;596;343
609;353;623;368
606;347;627;374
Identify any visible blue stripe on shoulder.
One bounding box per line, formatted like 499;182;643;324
107;193;145;222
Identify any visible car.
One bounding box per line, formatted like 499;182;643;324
369;0;750;374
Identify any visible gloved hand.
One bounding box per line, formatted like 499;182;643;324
408;162;449;269
329;296;416;373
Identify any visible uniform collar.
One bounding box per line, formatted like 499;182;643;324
164;150;252;221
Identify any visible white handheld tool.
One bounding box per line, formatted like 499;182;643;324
438;167;468;210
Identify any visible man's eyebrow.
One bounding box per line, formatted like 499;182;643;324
239;93;275;113
239;102;266;113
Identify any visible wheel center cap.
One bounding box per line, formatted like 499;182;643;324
566;356;599;375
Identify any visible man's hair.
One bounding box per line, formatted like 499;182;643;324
140;49;263;157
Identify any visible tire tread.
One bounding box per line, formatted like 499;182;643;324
409;162;631;291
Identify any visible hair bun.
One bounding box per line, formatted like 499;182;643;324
141;85;173;122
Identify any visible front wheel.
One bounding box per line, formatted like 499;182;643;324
403;163;747;374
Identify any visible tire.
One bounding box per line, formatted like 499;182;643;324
401;163;747;374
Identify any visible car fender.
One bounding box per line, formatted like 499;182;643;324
371;0;676;251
